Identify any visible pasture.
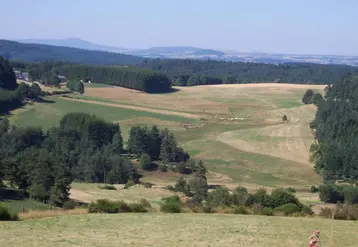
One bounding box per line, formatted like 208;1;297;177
1;213;357;247
7;83;326;190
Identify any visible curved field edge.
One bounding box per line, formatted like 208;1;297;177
1;214;357;247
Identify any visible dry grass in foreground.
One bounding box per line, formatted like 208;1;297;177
19;208;88;220
1;213;357;247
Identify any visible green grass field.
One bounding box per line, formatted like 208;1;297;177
6;83;325;191
1;213;357;247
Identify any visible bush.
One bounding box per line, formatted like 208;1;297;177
286;187;296;193
262;207;274;216
129;203;148;212
88;199;120;213
88;199;132;213
232;186;249;206
98;185;117;190
246;188;272;207
233;206;249;215
343;186;358;204
141;182;154;188
207;187;232;207
62;200;80;210
274;203;300;216
270;188;301;208
310;185;318;193
333;203;358;220
139;198;152;209
282;115;288;121
158;164;168;172
318;184;345;203
140;154;156;171
319;207;333;218
301;205;314;215
160;196;181;213
124;180;135;189
0;204;18;221
252;203;264;215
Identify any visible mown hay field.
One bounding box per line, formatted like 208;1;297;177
1;213;357;247
8;83;326;190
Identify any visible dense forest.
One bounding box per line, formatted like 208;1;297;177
0;40;143;65
0;113;191;207
139;59;358;85
0;57;42;113
310;75;358;183
10;60;172;93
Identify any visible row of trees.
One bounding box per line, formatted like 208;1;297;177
57;65;172;93
140;59;358;85
10;60;173;93
310;75;358;183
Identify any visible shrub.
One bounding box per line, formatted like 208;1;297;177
252;203;264;215
139;198;152;209
282;115;288;121
202;203;214;214
98;185;117;190
140;154;156;171
286;187;296;193
88;199;120;213
310;185;318;193
129;203;148;212
141;182;154;188
343;186;358;204
160;196;181;213
274;203;300;216
318;184;345;203
233;206;249;215
124;180;135;189
319;207;333;218
232;186;249;206
333;203;358;220
262;207;274;216
207;187;232;207
62;200;80;210
246;188;272;207
270;188;301;208
88;199;132;213
0;204;18;221
158;164;168;172
301;205;314;215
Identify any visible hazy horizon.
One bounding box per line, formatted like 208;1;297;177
1;0;358;56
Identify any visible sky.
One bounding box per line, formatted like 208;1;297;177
1;0;358;55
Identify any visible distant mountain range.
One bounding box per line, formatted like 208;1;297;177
7;37;358;66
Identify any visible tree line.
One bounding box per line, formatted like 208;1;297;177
139;59;358;85
0;57;42;113
310;75;358;183
10;60;173;93
0;113;190;207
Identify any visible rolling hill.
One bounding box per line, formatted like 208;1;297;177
0;39;143;65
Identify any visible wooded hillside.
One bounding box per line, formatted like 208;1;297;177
139;59;358;85
0;40;143;65
310;75;358;183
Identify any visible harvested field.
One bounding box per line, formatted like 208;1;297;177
1;213;357;247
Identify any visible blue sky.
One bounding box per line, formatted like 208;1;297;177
1;0;357;55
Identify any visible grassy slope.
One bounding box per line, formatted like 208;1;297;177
6;83;325;191
1;214;357;247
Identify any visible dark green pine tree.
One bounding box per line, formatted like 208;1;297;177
148;125;161;160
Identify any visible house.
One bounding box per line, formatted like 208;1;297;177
58;75;67;82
